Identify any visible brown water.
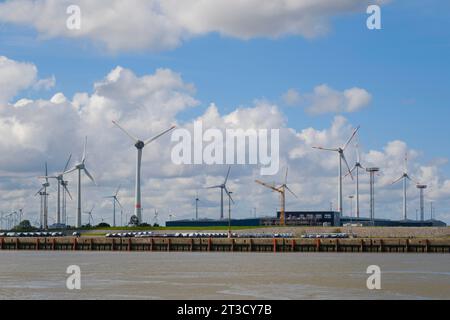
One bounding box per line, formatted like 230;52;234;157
0;252;449;300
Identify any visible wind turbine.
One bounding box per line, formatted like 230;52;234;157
392;153;417;220
0;212;5;230
83;204;95;226
206;166;233;220
36;162;50;229
312;126;359;215
227;190;234;238
255;167;297;226
41;155;73;225
195;192;200;220
61;179;72;226
345;142;365;218
416;184;427;222
104;185;123;227
153;209;159;226
112;120;176;224
64;137;96;228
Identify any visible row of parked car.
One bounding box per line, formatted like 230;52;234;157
237;233;294;238
105;232;294;239
0;232;65;238
301;233;353;239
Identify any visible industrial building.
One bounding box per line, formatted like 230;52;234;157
165;218;262;228
165;210;447;227
340;217;447;227
278;211;341;226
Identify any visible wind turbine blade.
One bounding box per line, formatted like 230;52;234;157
224;166;231;185
285;185;298;198
406;174;419;184
63;185;73;200
63;154;72;173
344;166;356;178
285;167;288;185
45;162;49;183
343;126;360;150
391;175;404;185
404;152;408;174
35;187;44;196
38;176;58;179
115;185;121;197
112;120;139;143
83;168;96;185
342;154;353;180
144;125;176;145
356;143;361;163
224;187;234;204
82;137;87;163
63;167;78;175
206;185;222;189
312;146;339;152
115;198;123;209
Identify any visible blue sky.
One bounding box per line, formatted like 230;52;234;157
1;0;450;224
2;0;449;170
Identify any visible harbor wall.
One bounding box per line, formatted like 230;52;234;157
1;237;449;253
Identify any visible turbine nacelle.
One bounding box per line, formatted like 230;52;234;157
135;140;145;149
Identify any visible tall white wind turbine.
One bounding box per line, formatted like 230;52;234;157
104;185;123;227
64;137;96;228
36;162;50;229
312;126;359;215
41;155;72;225
345;142;365;218
206;166;233;220
112;120;176;224
391;153;417;220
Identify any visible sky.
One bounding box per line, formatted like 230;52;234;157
0;0;450;226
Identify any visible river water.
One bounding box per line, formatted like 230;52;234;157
0;252;449;300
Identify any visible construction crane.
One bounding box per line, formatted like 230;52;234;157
255;168;296;226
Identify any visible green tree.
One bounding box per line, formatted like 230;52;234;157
13;220;36;232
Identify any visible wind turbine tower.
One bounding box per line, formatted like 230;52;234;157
64;137;96;228
195;192;200;220
391;154;417;220
42;155;72;225
313;126;359;215
366;167;380;225
346;142;365;218
105;185;123;227
36;163;50;229
207;166;233;220
416;184;427;221
112;120;176;224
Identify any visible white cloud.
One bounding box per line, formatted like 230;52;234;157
1;56;449;226
0;56;37;103
33;75;56;91
305;84;372;115
0;0;389;52
282;85;372;114
282;88;302;106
